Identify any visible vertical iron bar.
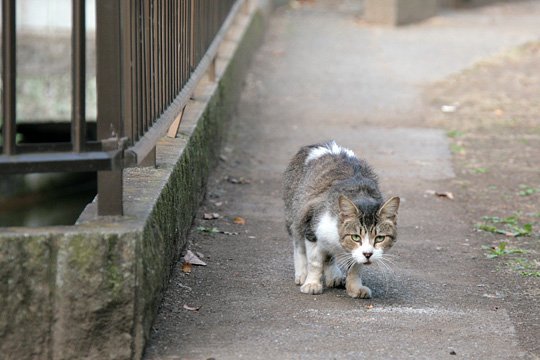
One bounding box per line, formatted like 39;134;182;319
72;0;86;152
131;0;139;143
168;0;172;103
96;0;124;216
144;1;151;132
165;0;170;104
135;0;143;140
156;0;162;115
190;0;195;70
149;0;155;127
121;0;133;147
2;0;16;155
173;0;178;96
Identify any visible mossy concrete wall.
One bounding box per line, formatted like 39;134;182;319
0;3;268;359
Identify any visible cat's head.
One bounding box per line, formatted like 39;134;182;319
337;194;400;265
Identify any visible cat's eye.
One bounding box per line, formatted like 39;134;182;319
374;235;386;243
350;234;361;242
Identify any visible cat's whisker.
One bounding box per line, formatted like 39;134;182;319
335;255;355;271
380;253;398;264
375;261;389;294
377;260;394;275
375;257;396;276
374;257;397;295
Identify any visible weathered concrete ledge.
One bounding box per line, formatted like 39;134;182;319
365;0;438;26
0;2;270;359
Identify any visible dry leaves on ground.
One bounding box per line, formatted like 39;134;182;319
425;190;455;200
183;304;201;312
184;250;207;266
203;213;220;220
233;216;246;225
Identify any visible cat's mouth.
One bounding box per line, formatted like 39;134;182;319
364;260;372;265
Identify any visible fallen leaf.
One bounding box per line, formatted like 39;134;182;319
181;262;192;273
233;216;246;225
197;226;220;233
184;250;207;266
426;190;454;200
226;176;251;184
203;213;220;220
196;226;238;236
183;304;201;311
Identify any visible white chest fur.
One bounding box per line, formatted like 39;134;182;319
314;211;343;254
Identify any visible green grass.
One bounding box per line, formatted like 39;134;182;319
447;130;464;138
196;226;220;234
472;167;488;174
477;215;533;237
518;184;539;197
507;258;540;278
450;143;465;155
482;242;526;259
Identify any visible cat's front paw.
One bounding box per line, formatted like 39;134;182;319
346;284;372;299
300;282;323;295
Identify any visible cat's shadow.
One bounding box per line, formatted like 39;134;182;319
358;267;411;302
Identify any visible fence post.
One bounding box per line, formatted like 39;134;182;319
72;0;86;153
2;0;16;156
95;0;126;216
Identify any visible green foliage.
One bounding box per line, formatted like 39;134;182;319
520;271;540;278
518;184;539;197
507;258;540;277
196;226;220;234
472;167;488;174
482;242;526;259
447;130;464;138
450;143;465;155
477;215;533;237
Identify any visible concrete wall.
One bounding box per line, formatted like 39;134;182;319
0;2;269;359
365;0;439;25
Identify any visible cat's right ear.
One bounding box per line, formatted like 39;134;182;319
338;195;359;221
378;196;400;224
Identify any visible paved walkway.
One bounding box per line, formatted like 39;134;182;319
145;1;540;359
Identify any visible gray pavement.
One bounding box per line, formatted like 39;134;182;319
144;1;540;359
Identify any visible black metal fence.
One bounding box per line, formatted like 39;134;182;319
0;0;244;215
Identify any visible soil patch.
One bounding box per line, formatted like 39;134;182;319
423;41;540;355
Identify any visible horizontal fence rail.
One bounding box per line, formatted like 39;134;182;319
0;0;244;215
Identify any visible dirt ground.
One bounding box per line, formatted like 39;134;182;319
423;41;540;354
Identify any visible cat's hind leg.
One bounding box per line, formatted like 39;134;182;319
300;240;324;294
324;258;345;288
346;263;372;299
293;235;307;285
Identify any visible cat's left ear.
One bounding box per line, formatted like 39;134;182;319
338;195;360;221
378;196;400;223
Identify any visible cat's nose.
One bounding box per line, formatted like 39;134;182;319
363;252;373;259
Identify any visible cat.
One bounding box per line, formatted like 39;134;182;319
283;141;400;298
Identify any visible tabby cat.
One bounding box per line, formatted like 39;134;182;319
283;141;400;298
